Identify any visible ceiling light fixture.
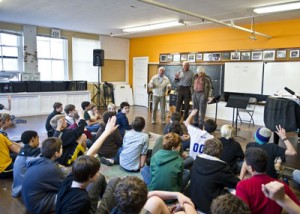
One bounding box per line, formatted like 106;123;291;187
254;1;300;14
123;20;184;33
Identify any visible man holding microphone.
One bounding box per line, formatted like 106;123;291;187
148;67;171;124
175;61;194;120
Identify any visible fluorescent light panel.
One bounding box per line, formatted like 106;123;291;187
254;1;300;14
123;20;184;33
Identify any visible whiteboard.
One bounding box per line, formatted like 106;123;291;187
224;62;263;94
263;62;300;95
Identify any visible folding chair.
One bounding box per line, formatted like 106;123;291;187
238;97;257;126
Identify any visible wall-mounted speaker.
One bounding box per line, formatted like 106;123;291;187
93;49;104;66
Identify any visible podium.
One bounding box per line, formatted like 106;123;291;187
226;95;249;134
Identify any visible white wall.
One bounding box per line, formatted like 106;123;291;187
100;35;129;83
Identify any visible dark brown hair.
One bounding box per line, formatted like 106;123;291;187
72;156;100;182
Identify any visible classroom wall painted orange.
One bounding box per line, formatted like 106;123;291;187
129;18;300;86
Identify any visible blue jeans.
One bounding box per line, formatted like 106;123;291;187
86;123;101;132
112;147;123;164
293;170;300;187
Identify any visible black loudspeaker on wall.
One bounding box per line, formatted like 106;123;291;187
93;49;104;66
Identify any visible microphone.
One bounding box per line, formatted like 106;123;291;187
284;87;295;95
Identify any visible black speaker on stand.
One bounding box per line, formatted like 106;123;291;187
92;49;105;108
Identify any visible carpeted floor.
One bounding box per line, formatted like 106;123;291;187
99;132;161;181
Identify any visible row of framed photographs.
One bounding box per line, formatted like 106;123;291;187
160;49;300;63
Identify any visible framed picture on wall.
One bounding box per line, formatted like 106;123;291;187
181;54;187;61
276;50;286;59
290;50;300;58
167;54;173;62
160;54;167;62
203;53;214;61
263;50;275;61
196;53;203;60
173;54;180;62
221;52;230;60
211;53;221;61
188;54;196;62
241;52;251;60
252;51;262;60
230;52;240;60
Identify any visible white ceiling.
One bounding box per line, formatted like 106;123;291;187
0;0;299;38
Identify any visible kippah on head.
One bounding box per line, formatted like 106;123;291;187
254;127;271;145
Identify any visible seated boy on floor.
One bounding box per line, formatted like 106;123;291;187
184;109;217;160
50;114;87;166
64;104;77;126
163;112;190;151
22;137;66;214
81;101;101;132
0;113;21;179
45;102;63;137
56;155;105;214
119;116;149;172
12;130;41;197
95;111;123;166
68;112;94;148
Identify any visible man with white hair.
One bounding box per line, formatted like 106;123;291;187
148;67;171;124
191;67;212;128
175;61;194;120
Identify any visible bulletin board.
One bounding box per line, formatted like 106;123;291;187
101;59;126;82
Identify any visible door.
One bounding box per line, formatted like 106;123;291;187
133;57;148;107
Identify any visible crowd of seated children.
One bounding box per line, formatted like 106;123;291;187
184;109;217;160
99;176;196;214
190;138;240;213
12;130;40;197
82;101;101;132
64;104;76;126
96;111;122;166
236;147;300;213
163;112;190;151
116;102;132;137
5;98;300;214
119;116;149;172
219;124;244;175
240;125;297;179
142;133;190;193
22;116;118;214
88;103;102;121
0;113;21;179
50;114;86;166
45;102;63;137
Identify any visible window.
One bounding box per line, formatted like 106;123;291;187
72;38;100;82
37;36;68;80
0;32;22;75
